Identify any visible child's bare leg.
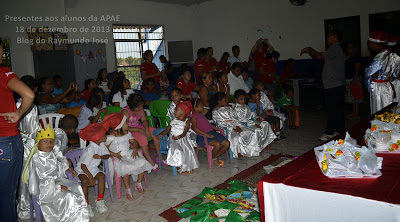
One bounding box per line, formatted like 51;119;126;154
209;140;221;159
137;172;144;183
122;175;130;189
78;174;89;202
140;145;155;166
95;172;105;195
217;140;230;157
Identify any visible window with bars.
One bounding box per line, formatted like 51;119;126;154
113;25;165;89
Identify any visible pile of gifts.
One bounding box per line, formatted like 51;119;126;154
314;133;382;178
176;180;261;221
364;112;400;153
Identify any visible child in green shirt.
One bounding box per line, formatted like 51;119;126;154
278;87;299;129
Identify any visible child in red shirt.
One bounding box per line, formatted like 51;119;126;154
177;71;199;100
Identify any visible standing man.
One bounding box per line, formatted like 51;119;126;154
301;31;345;141
365;31;400;112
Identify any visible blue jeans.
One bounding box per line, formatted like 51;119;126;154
0;135;23;222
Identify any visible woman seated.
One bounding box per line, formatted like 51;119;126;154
198;71;217;119
37;77;77;114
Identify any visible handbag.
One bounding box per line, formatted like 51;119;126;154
348;81;364;100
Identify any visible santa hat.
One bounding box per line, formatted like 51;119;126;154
79;123;108;142
388;35;400;46
369;31;389;43
102;113;127;130
177;100;193;118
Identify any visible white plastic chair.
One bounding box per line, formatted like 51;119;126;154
38;113;65;130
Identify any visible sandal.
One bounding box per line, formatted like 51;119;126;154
213;158;224;167
135;182;145;194
155;156;168;167
152;164;160;172
126;188;134;201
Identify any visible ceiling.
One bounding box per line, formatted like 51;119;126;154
138;0;212;6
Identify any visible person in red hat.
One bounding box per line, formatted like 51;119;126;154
365;31;400;113
156;100;199;174
75;123;110;217
101;113;152;201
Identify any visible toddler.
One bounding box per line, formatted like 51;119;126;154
23;124;89;222
278;87;299;129
211;92;270;158
167;88;183;120
233;89;276;147
191;99;229;166
242;69;253;90
102;113;153;201
76;123;110;216
156;101;199;174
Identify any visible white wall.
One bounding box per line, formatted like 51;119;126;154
190;0;400;61
1;0;400;77
0;0;192;77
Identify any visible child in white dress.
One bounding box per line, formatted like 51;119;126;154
157;101;199;174
102;113;153;201
75;123;110;217
167;88;183;120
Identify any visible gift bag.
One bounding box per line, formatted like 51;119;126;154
349;82;364;100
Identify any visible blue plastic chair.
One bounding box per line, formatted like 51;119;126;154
64;148;114;202
152;128;178;176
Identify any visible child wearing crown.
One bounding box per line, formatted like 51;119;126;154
75;123;110;217
22;124;90;222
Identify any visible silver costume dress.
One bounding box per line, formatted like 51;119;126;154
233;103;276;146
28;149;89;222
365;50;400;114
105;133;153;180
54;128;69;155
167;101;180;121
213;106;271;158
17;101;41;219
166;118;199;173
260;91;286;128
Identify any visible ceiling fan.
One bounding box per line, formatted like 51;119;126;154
290;0;307;6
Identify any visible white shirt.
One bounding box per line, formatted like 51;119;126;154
228;71;250;95
227;56;242;65
77;105;93;130
112;89;134;108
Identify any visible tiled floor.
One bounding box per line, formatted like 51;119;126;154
19;106;365;222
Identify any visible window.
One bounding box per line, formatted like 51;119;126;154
113;25;165;89
1;39;12;69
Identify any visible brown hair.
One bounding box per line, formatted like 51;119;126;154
199;71;211;85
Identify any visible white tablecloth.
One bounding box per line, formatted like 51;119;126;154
261;182;400;222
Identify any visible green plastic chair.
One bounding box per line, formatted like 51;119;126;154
149;100;172;128
100;106;123;120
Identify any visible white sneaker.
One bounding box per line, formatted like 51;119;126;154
95;199;108;214
319;134;333;141
87;205;94;217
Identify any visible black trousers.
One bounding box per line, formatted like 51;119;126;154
324;85;345;135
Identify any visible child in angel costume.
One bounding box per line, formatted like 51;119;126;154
211;92;273;158
75;123;110;217
232;89;276;148
156;100;199;174
102;113;153;201
365;31;400;114
22;124;89;222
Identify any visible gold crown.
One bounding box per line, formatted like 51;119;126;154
35;124;55;142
